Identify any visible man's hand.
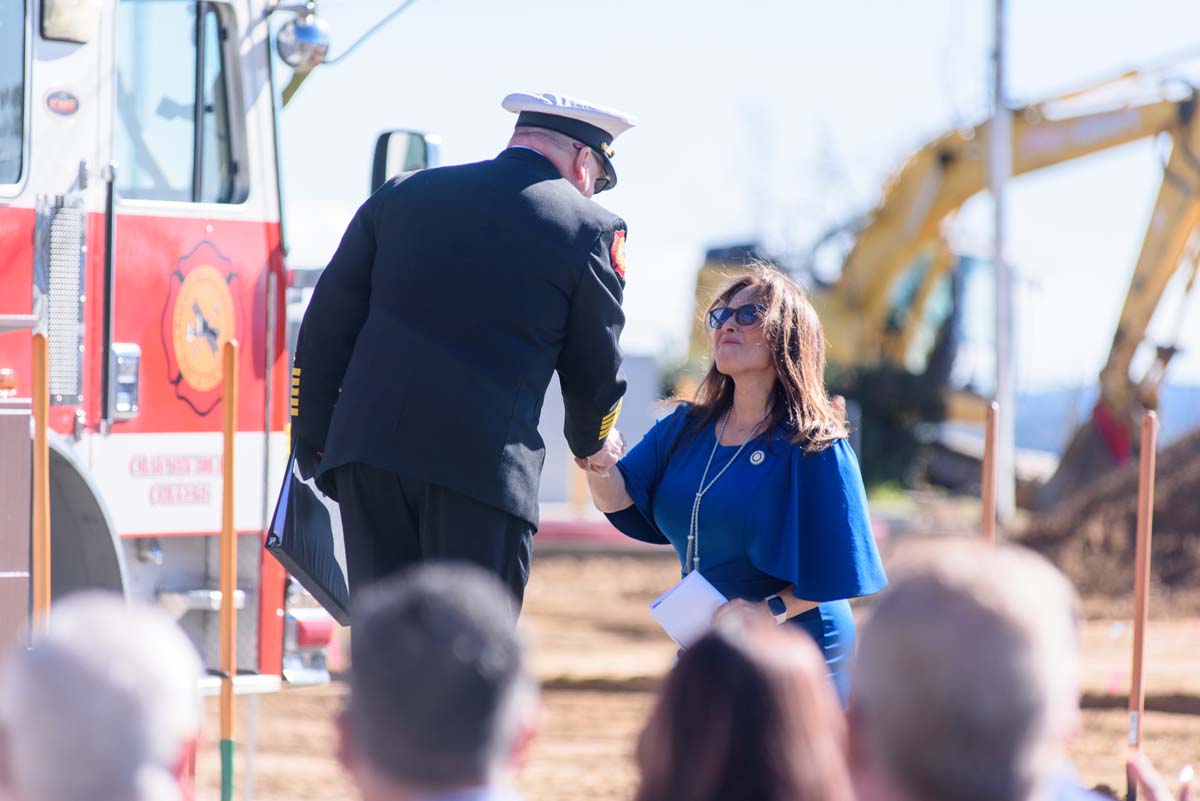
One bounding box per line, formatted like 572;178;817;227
583;430;625;476
1128;753;1193;801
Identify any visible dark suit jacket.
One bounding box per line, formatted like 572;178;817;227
292;147;627;526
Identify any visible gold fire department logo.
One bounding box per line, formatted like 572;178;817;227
161;242;240;415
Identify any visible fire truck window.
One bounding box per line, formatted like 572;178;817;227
114;1;195;202
114;1;240;204
198;7;234;203
0;1;24;185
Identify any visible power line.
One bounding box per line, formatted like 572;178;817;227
324;0;422;65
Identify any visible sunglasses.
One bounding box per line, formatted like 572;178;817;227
708;303;767;329
573;143;613;193
593;165;612;193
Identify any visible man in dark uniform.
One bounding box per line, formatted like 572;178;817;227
291;92;634;613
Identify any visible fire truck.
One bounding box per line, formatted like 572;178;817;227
0;0;432;680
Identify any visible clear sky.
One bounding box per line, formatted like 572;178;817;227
276;0;1200;390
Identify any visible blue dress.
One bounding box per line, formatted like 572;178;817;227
606;404;887;701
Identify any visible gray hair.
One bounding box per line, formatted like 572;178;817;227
348;563;537;788
0;593;204;801
508;125;580;156
852;542;1080;801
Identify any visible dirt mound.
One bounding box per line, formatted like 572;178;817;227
1019;428;1200;597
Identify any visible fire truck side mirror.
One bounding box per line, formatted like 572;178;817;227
276;15;330;70
370;131;442;194
42;0;101;43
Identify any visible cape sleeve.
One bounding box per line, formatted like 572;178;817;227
747;438;888;602
602;405;691;546
604;506;667;545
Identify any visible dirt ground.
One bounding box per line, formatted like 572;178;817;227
196;549;1200;801
1020;426;1200;601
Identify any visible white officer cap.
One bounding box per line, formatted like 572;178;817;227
503;91;636;191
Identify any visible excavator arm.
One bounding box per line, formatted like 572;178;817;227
1037;106;1200;505
1100;117;1200;418
835;91;1187;366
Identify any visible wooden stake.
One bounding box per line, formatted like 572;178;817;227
1126;411;1158;801
31;333;51;631
981;401;999;545
220;340;239;801
569;456;588;516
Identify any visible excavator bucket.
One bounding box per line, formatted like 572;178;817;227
1030;418;1123;510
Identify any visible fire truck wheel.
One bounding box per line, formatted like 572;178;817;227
48;439;130;601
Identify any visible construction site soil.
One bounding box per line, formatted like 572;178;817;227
196;535;1199;801
1020;428;1200;608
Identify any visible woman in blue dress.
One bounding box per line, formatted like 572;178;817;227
581;266;887;702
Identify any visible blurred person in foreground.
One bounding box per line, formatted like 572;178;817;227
583;265;886;701
634;618;854;801
337;563;538;801
0;593;204;801
847;540;1110;801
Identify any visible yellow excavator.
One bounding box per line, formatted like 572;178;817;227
688;71;1200;508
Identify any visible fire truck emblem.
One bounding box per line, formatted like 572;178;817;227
160;242;240;415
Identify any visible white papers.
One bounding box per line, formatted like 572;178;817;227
649;571;728;649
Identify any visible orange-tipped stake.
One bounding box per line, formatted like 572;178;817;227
31;333;50;631
220;340;239;801
1126;411;1158;801
981;402;999;545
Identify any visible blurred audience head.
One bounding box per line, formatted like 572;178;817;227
0;592;204;801
340;563;538;801
634;619;854;801
848;541;1081;801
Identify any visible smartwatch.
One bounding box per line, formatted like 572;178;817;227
764;594;787;624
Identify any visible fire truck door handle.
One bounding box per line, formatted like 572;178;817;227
99;162;118;434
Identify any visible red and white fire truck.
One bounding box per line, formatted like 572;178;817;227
0;0;431;681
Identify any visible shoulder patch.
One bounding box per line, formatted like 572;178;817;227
610;229;627;279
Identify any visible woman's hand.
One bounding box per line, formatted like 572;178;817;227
581;430;625;476
712;598;773;628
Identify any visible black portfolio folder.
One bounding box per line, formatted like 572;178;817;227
265;446;352;625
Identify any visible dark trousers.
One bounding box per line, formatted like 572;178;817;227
333;462;534;612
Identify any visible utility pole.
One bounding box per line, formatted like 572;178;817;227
990;0;1016;526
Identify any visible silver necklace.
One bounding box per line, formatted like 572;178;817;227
685;409;770;575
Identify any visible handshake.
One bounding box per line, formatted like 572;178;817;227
574;430;626;477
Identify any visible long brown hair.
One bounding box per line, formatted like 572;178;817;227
691;264;846;451
633;622;854;801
